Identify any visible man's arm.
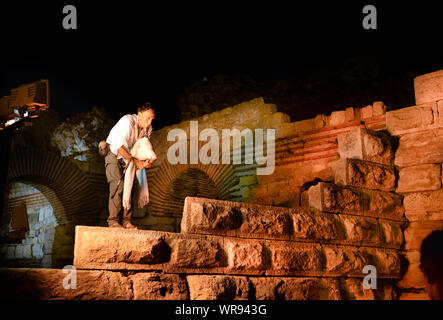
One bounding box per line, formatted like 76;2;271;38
118;146;145;170
118;145;151;170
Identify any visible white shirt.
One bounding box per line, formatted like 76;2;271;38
106;114;153;159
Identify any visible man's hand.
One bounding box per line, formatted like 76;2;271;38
143;159;152;169
134;158;145;170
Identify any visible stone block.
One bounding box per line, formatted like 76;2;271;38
369;247;402;276
398;291;430;300
275;122;298;139
394;128;443;167
379;221;404;248
6;246;15;259
345;107;356;122
302;182;404;219
250;277;341;300
302;182;363;214
74;227;177;271
314;114;329;129
15;246;24;259
331;158;396;191
323;246;366;275
403;189;443;221
330;110;346;127
405;209;443;222
438;100;443;126
340;215;382;246
397;251;425;289
41;255;52;268
0;268;133;300
186;275;250;300
265;180;300;206
257;157;334;186
181;197;293;239
31;244;44;259
261;112;291;128
74;227;171;266
22;245;32;259
28;213;39;225
372;101;387;116
364;190;404;219
404;221;443;250
324;246;400;278
225;239;266;272
0;245;7;257
267;242;323;275
169;238;225;268
360;105;373;119
293;118;315;132
291;211;345;242
337;127;393;165
386;103;437;135
129;273;189;300
396;164;441;193
414;69;443;105
343;278;397;300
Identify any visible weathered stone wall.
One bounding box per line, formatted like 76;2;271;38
387;70;443;300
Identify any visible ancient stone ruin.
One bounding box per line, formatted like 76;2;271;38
1;69;443;300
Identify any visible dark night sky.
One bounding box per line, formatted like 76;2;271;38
1;1;443;129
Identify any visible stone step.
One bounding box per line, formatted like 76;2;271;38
0;268;187;300
0;267;397;300
181;197;404;249
73;226;401;279
330;158;396;192
301;182;405;221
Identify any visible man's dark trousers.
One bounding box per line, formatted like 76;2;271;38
105;152;132;226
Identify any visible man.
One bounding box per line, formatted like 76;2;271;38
420;230;443;300
104;102;155;229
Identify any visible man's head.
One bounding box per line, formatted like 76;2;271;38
138;102;155;129
420;230;443;300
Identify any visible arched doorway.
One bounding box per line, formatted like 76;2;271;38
146;161;238;232
166;168;218;217
0;182;58;268
1;147;105;268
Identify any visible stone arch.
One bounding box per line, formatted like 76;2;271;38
7;147;102;225
148;160;237;217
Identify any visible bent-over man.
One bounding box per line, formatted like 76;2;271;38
103;102;155;229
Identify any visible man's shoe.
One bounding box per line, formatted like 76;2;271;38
123;222;138;229
109;222;124;228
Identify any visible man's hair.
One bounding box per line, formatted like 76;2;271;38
138;101;155;114
420;230;443;278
